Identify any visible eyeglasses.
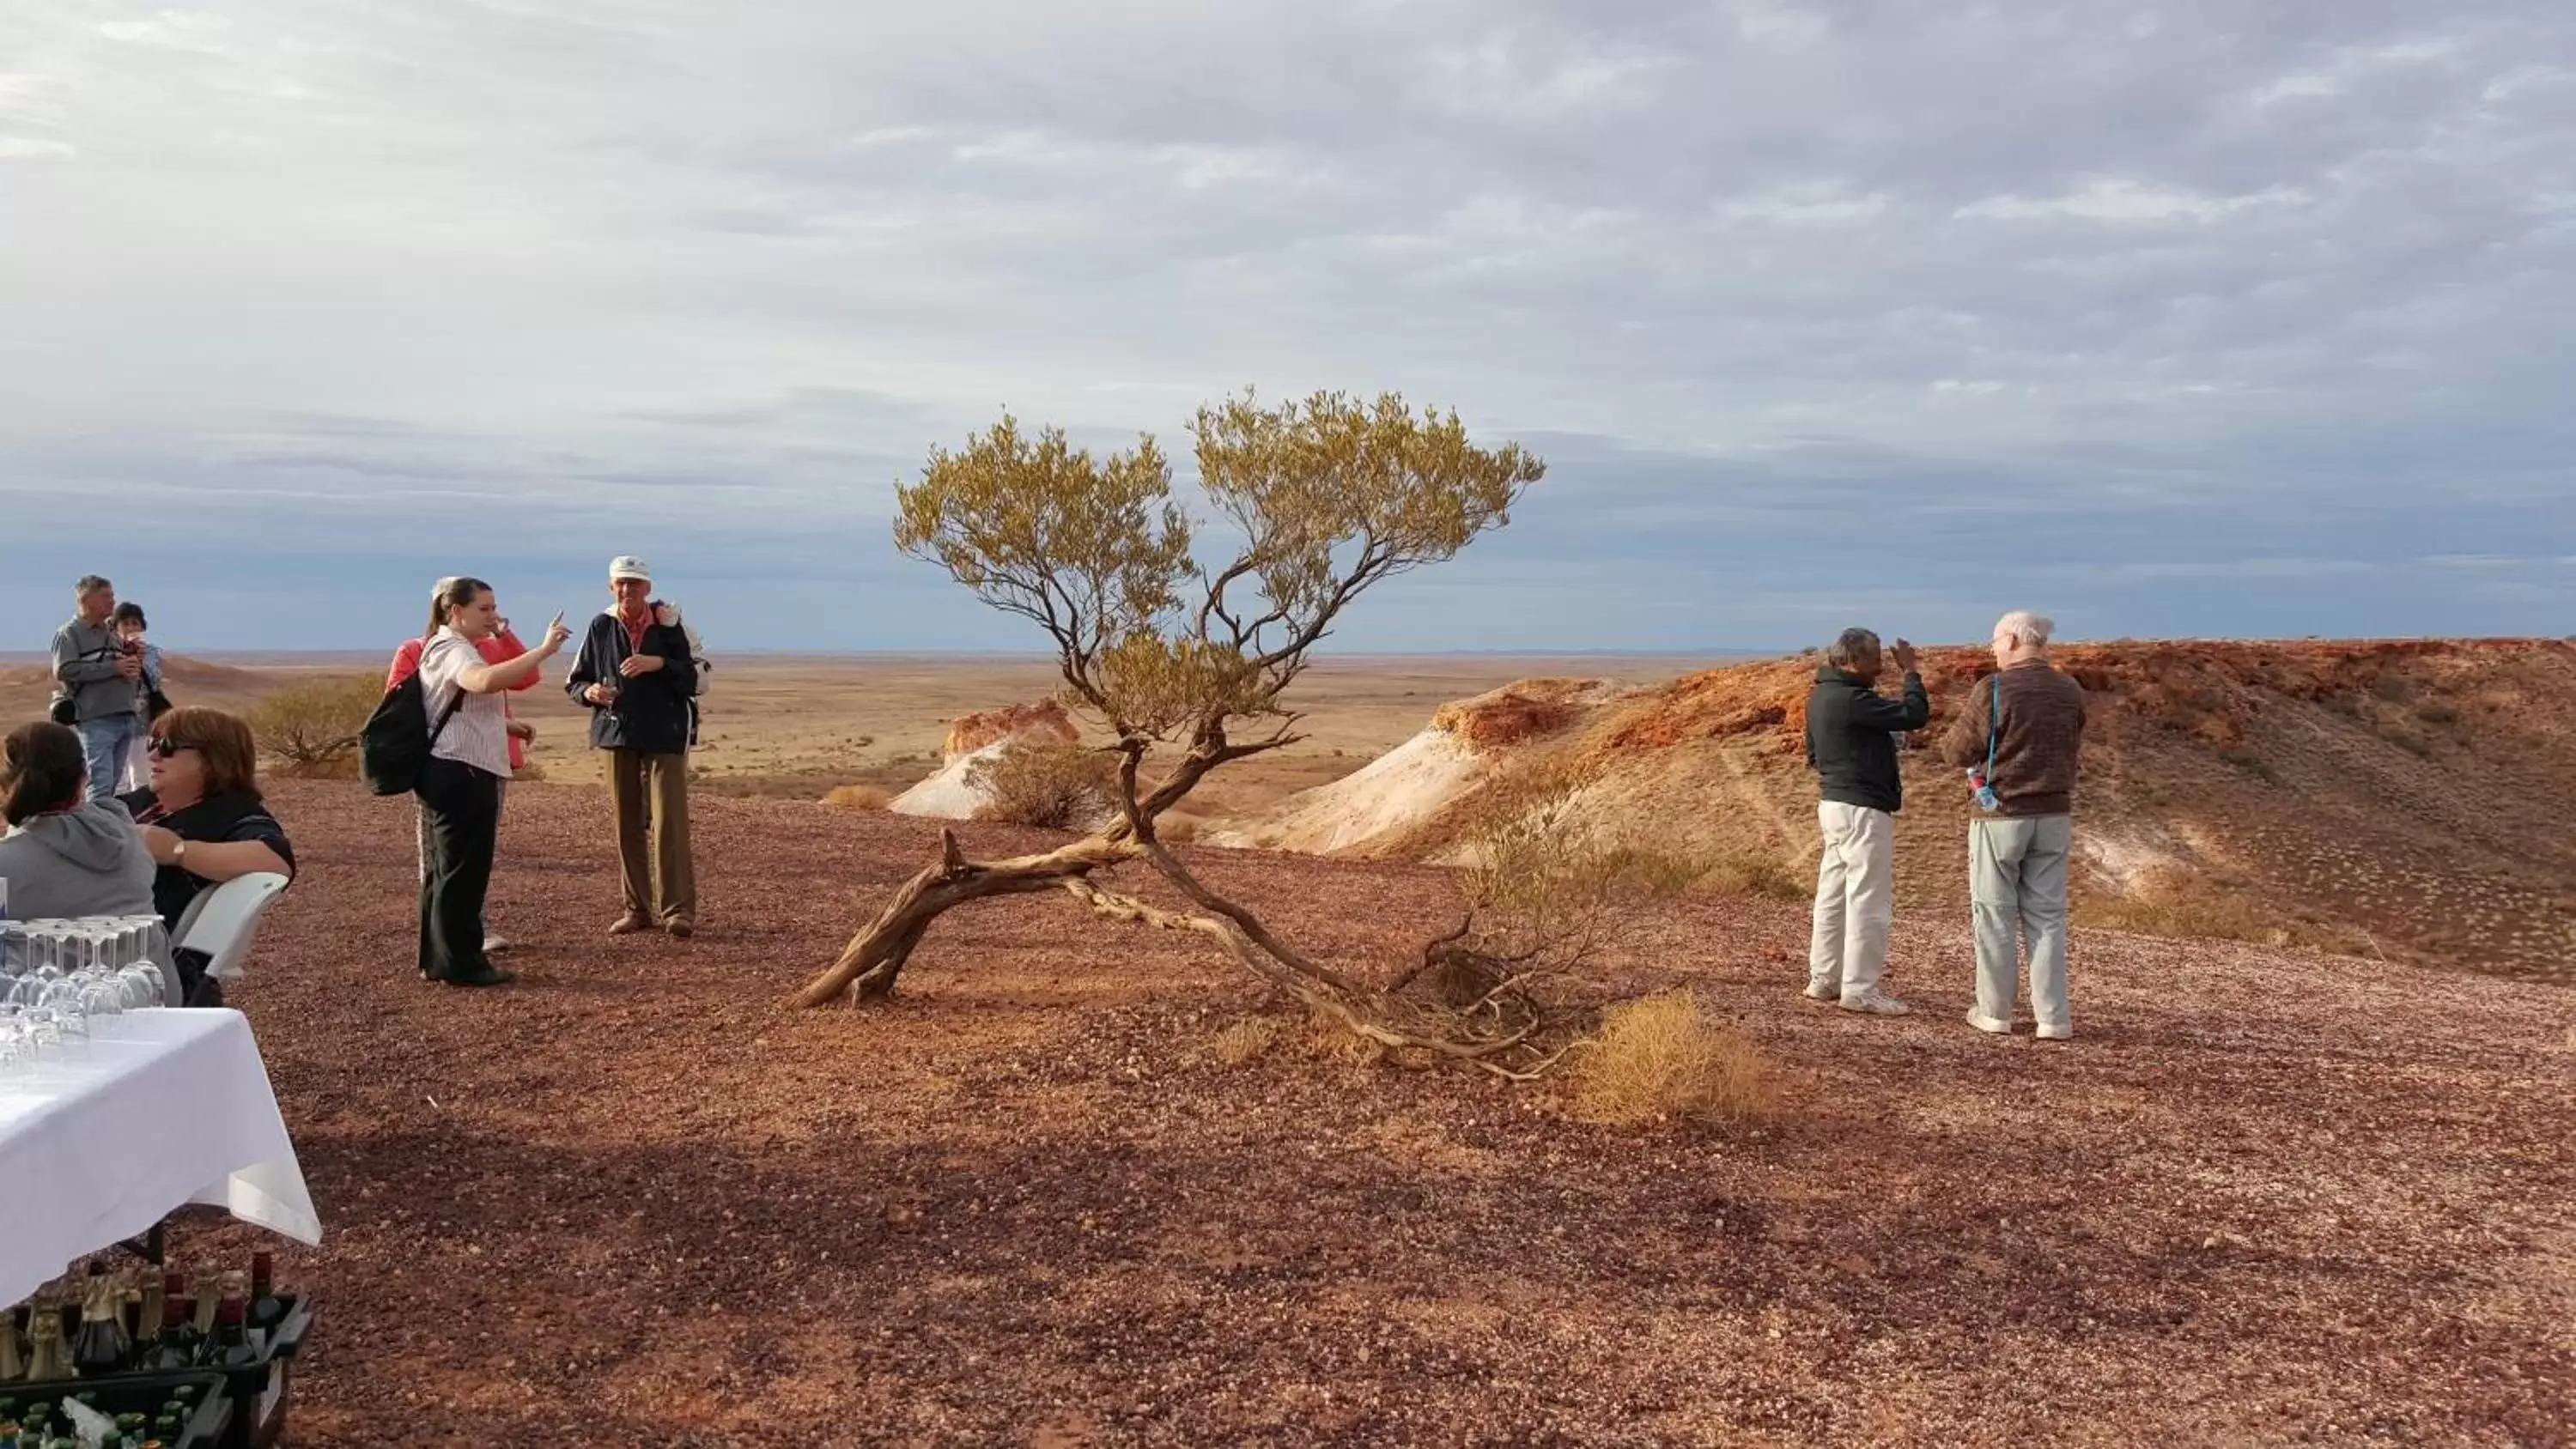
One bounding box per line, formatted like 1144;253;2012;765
145;739;197;760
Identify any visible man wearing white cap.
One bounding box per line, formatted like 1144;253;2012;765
565;555;701;937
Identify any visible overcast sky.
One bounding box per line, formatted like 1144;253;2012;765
3;0;2570;652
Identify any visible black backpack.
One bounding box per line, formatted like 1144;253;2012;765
360;670;466;797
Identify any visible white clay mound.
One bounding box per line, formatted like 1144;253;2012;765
890;742;1010;820
1204;728;1492;854
1206;676;1633;857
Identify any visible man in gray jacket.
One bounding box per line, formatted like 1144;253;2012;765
50;575;145;804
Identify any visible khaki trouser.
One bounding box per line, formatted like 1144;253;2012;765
609;750;696;925
1810;802;1895;1000
1971;815;2073;1034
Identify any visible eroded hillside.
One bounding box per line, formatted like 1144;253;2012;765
1224;640;2576;985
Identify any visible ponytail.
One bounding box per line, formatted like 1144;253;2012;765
0;722;87;825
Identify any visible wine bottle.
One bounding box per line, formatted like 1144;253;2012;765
200;1280;255;1370
0;1306;25;1380
149;1274;199;1371
70;1265;130;1376
133;1274;166;1367
248;1251;286;1336
189;1266;219;1338
21;1299;70;1381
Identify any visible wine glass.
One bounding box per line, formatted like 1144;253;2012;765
6;925;64;1009
77;971;125;1038
38;972;88;1054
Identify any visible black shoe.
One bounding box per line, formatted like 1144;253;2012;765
440;966;517;988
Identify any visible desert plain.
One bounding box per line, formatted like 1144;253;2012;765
2;650;2569;1446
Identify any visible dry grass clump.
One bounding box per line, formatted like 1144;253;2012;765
823;784;892;810
966;742;1120;829
251;675;384;779
2077;891;2290;946
1207;1016;1279;1067
1692;851;1811;901
2074;870;2369;954
1564;993;1771;1126
1156;814;1203;843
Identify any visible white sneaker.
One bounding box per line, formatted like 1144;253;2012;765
2035;1022;2074;1040
1965;1012;2014;1035
1802;981;1838;1002
483;934;513;955
1838;990;1911;1016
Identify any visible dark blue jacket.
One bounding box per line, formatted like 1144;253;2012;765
564;608;698;755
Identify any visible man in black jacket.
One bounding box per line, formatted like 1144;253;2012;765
566;555;701;937
1802;627;1927;1016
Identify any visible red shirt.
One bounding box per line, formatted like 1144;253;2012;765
386;627;535;771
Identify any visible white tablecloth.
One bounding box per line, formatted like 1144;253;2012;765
0;1009;322;1307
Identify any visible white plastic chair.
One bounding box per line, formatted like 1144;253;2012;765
173;872;292;985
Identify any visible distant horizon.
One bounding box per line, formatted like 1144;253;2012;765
4;633;2561;673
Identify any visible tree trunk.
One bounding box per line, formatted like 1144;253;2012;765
791;828;1139;1007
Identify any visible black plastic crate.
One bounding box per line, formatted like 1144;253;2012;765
3;1294;313;1449
222;1293;315;1449
0;1367;235;1448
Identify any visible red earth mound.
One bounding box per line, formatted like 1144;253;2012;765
1429;677;1618;749
943;699;1079;757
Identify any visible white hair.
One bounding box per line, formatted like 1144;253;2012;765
1993;610;2055;650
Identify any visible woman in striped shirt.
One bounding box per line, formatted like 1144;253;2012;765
416;576;571;987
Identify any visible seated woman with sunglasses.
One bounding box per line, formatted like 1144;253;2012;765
118;707;295;1004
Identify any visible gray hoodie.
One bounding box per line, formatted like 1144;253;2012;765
0;799;158;919
52;618;139;724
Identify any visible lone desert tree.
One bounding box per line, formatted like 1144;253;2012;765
796;389;1561;1070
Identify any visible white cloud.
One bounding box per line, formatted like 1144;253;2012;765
1955;179;2308;222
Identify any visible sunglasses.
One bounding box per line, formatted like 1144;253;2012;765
145;738;197;760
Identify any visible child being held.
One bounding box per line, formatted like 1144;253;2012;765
112;601;167;793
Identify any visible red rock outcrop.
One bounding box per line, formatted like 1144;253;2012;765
943;700;1078;758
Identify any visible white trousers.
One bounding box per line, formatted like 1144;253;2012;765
1809;802;1894;999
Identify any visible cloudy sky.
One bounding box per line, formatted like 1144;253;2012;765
2;0;2570;652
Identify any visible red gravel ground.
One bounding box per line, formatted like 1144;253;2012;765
207;779;2570;1446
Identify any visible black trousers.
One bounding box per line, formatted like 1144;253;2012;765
417;757;501;980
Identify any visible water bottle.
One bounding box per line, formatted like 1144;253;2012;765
1966;769;2002;813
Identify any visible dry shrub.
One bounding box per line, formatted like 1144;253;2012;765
1692;851;1811;901
251;675;384;779
2215;748;2280;784
1207;1016;1279;1067
1565;993;1771;1125
513;758;548;784
1157;814;1202;843
2077;892;2289;947
823;784;892;810
968;741;1120;829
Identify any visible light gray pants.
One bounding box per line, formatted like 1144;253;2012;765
1810;802;1894;1000
1971;815;2072;1033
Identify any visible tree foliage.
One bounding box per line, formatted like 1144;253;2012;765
892;389;1543;766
